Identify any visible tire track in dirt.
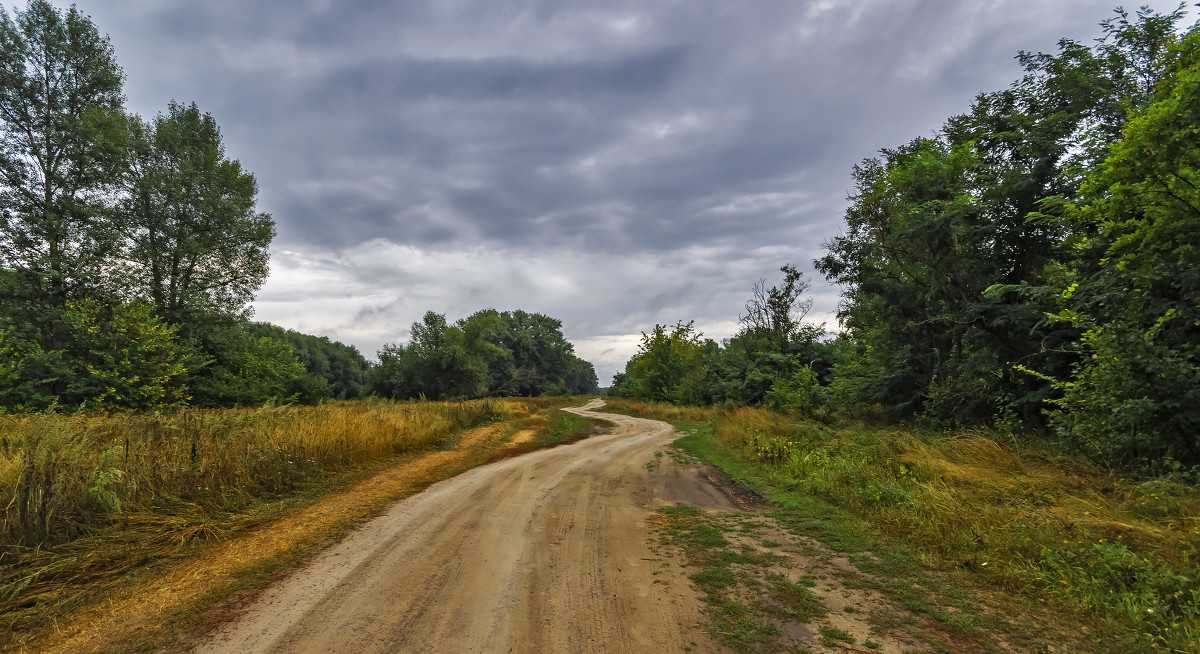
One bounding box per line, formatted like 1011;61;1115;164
191;400;741;654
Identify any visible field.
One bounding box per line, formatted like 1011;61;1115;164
0;397;593;650
605;398;1200;652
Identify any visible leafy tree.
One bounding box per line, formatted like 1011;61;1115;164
481;309;588;396
0;0;126;347
247;322;369;400
623;321;713;404
563;356;599;395
186;321;306;407
372;311;503;400
1052;28;1200;467
0;323;65;411
123;101;274;324
57;298;193;410
816;6;1192;426
0;298;193;411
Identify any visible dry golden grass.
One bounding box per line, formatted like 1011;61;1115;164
0;397;567;652
26;421;519;654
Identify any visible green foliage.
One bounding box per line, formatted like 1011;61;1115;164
0;326;65;411
623;321;712;404
1051;28;1200;468
482;309;597;396
123;101;274;324
811;6;1199;452
372;311;500;400
247;322;369;400
57;299;193;410
0;0;127;323
0;4;295;413
762;365;826;418
373;309;598;400
0;299;193;411
186;322;306;408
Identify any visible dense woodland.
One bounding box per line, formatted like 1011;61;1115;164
0;1;597;411
613;7;1200;474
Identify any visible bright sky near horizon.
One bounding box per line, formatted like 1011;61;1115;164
55;0;1197;385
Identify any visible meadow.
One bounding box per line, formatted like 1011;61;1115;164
0;397;564;647
605;398;1200;652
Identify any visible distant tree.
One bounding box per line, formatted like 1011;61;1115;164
373;311;503;400
0;0;127;346
739;264;813;351
187;320;306;407
123;101;274;324
482;309;580;396
247;322;370;400
624;321;713;404
563;356;599;395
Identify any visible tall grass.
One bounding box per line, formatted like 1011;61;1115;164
0;398;546;548
0;397;574;648
606;398;1200;651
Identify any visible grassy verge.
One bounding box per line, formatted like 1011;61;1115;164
0;397;595;652
489;410;615;461
606;398;1200;653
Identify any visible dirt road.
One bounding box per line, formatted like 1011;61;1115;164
192;399;737;654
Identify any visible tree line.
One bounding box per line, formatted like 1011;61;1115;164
0;1;597;411
612;6;1200;473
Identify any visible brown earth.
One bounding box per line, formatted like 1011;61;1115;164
188;399;742;654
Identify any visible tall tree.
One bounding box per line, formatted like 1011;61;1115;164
0;0;126;345
1053;27;1200;467
483;309;576;396
816;6;1192;426
124;101;274;324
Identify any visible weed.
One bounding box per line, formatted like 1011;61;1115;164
608;397;1200;652
818;625;855;646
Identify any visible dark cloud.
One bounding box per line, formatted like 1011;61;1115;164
64;0;1196;383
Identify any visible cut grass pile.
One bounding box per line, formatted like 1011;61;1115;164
607;398;1200;652
0;398;591;651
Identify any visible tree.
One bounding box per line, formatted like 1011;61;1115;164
739;264;813;350
482;309;576;396
624;321;712;404
186;320;306;407
247;322;370;400
123;101;274;324
372;311;503;400
0;0;126;346
563;356;599;395
815;6;1192;426
1052;28;1200;468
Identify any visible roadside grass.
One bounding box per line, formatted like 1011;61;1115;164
488;410;615;461
656;505;795;652
0;397;593;651
607;398;1200;653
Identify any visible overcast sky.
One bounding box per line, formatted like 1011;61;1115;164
58;0;1195;384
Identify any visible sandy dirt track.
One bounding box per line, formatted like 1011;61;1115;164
192;400;737;654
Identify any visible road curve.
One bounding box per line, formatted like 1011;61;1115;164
191;399;736;654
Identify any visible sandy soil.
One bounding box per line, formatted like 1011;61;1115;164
190;399;740;654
